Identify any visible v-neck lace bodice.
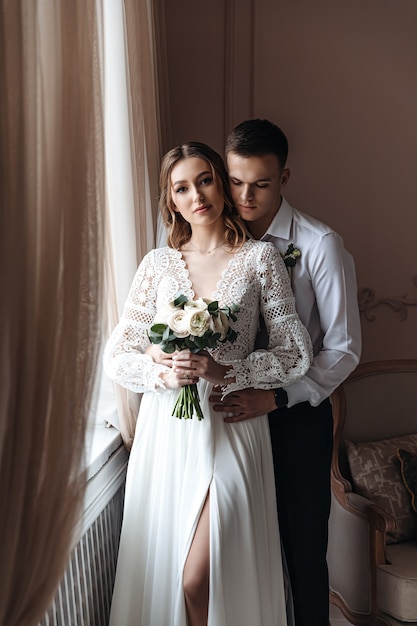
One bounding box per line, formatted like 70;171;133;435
104;239;312;396
176;246;245;301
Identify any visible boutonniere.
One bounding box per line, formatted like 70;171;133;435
281;243;301;269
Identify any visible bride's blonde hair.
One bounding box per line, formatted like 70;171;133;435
158;141;247;251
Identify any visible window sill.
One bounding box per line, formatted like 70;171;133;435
80;423;128;540
86;422;123;481
72;366;129;539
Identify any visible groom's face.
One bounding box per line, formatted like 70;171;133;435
226;152;289;238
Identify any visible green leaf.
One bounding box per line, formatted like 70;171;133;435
162;326;176;341
226;329;238;343
173;294;188;308
184;336;197;349
285;256;296;267
148;335;162;345
207;300;219;313
160;341;176;354
148;326;165;343
149;323;167;334
193;335;207;348
207;333;221;348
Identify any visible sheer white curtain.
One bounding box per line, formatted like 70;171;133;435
103;0;163;448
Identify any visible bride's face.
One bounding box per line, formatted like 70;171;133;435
170;157;225;228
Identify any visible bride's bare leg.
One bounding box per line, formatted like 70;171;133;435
183;493;210;626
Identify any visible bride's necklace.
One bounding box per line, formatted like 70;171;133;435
188;239;226;254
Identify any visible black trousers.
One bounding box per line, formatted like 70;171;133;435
268;399;333;626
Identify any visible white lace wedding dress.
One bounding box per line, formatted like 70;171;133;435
104;239;312;626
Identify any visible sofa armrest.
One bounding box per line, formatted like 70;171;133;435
328;491;373;615
331;471;397;537
328;490;396;617
346;492;396;536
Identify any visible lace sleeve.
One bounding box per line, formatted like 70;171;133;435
103;251;171;393
223;244;313;394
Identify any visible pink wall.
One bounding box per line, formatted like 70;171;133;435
161;0;417;362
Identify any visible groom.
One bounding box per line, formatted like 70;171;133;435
210;118;362;626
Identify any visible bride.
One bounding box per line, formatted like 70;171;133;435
103;141;312;626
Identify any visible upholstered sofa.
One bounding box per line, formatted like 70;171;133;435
327;360;417;625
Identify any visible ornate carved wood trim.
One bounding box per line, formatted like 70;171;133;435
358;275;417;321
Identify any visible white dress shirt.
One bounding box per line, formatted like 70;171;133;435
262;197;362;407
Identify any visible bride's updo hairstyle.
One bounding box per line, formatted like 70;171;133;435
159;141;247;251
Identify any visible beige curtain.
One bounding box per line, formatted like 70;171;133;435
0;1;105;624
104;0;163;448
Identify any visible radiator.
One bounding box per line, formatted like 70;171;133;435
39;442;128;626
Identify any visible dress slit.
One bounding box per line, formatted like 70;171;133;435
179;485;211;582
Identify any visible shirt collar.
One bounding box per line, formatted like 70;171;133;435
261;196;293;241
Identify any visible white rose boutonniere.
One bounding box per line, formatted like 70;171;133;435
281;243;301;286
281;243;301;268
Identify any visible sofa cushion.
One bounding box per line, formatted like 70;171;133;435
346;434;417;543
397;448;417;514
377;540;417;621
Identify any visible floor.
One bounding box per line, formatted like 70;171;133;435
330;602;352;625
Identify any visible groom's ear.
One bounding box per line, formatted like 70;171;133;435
280;168;291;187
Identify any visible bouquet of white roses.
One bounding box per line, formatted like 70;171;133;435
148;294;239;420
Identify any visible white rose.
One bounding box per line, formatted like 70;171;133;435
187;309;210;337
153;302;176;325
167;308;191;338
209;311;229;340
184;297;209;313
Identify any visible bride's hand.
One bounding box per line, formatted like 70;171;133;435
146;344;177;367
160;364;199;390
173;350;234;387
